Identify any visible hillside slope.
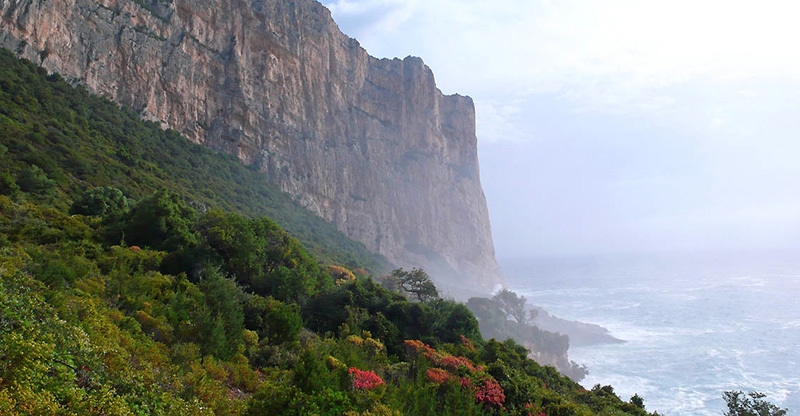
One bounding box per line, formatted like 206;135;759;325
0;50;654;415
0;47;388;272
0;0;503;293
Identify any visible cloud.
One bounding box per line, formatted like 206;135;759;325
709;117;725;130
322;0;800;158
474;100;524;144
321;0;419;35
325;0;800;112
324;1;800;256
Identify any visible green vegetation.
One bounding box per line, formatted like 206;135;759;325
0;48;657;414
723;391;787;416
0;190;655;415
0;47;389;273
467;290;588;382
382;268;440;303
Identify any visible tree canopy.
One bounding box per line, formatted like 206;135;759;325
386;268;440;303
723;391;787;416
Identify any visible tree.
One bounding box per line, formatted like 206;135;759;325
196;211;331;301
16;164;56;197
388;268;439;303
431;299;482;344
198;268;246;359
123;190;197;252
630;393;645;410
69;186;129;220
723;391;787;416
0;171;20;196
69;186;132;245
491;289;535;325
244;294;302;346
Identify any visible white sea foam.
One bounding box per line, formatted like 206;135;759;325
783;320;800;329
503;253;800;415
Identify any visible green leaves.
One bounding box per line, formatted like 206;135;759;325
244;294;302;346
196;210;331;301
467;289;587;382
70;186;130;220
723;391;787;416
0;47;664;416
0;47;387;274
16;164;56;197
124;190;198;252
386;268;439;303
197;268;245;359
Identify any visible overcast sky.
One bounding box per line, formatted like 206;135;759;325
320;0;800;258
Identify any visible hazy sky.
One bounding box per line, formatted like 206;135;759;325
321;0;800;258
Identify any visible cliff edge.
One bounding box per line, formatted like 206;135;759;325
0;0;503;293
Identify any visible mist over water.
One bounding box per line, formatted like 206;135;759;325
502;251;800;416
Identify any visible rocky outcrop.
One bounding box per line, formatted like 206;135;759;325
0;0;503;293
532;308;625;347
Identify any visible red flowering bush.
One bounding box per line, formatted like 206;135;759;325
404;339;426;351
440;355;477;373
404;339;436;355
426;368;453;384
348;367;385;390
403;339;443;364
526;402;546;416
406;339;505;409
475;379;506;407
459;334;476;351
459;377;474;391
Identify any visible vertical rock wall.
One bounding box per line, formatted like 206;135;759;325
0;0;503;292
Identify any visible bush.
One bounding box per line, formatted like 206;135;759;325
69;186;130;219
0;171;19;196
244;295;302;346
16;164;55;196
124;190;197;252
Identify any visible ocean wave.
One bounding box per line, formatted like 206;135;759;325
505;255;800;415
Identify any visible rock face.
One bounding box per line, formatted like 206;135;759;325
0;0;503;293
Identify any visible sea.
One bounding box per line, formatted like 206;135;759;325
502;250;800;415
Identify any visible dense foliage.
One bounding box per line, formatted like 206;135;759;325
0;47;389;273
467;290;588;382
0;49;657;414
723;391;787;416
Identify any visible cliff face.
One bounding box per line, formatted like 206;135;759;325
0;0;503;292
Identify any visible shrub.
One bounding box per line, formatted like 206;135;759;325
69;186;130;219
16;164;55;196
475;379;505;408
348;368;385;390
426;368;453;384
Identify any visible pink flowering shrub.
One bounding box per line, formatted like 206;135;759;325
459;377;473;391
526;402;546;416
404;339;446;365
440;355;477;373
407;339;505;409
475;379;506;407
404;339;476;370
403;339;426;352
426;368;453;384
348;367;385;390
459;334;476;351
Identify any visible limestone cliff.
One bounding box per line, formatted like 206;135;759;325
0;0;503;292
